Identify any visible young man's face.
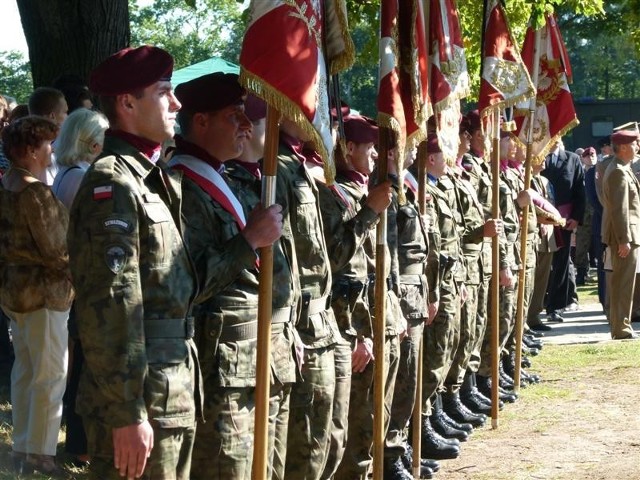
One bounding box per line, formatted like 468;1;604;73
51;98;68;127
131;81;181;143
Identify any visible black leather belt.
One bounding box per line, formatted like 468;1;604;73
145;316;194;339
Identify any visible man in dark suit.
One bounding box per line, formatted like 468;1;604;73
542;140;585;322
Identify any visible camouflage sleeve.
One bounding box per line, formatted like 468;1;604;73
23;183;70;270
318;183;377;273
181;179;257;303
386;188;400;290
425;188;440;303
68;167;148;428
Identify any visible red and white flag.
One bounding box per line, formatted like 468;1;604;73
377;0;430;173
428;0;470;163
514;14;579;163
239;0;354;182
479;0;535;127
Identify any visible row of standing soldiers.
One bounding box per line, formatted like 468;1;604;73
71;46;547;480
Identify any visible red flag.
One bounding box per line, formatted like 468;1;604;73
378;0;430;166
479;0;535;119
428;0;470;163
239;1;354;181
514;14;579;163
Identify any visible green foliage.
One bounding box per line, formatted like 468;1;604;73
129;0;246;69
0;51;33;104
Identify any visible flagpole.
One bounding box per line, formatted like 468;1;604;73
372;127;390;480
412;141;428;478
252;105;280;480
490;108;501;429
513;27;541;393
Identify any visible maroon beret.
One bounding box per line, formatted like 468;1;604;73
175;72;245;113
426;133;442;154
465;110;481;133
611;130;639;145
244;94;267;122
582;146;596;156
89;46;173;96
343;115;378;144
459;116;471;134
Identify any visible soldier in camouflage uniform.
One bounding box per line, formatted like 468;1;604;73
168;74;283;479
314;115;396;480
225;94;299;480
459;111;498;414
277;118;340;480
442;122;502;427
70;46;215;480
382;141;441;480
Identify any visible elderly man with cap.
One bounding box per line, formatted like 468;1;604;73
167;73;283;479
601;129;640;339
223;94;299;480
69;46;219;479
575;147;598;285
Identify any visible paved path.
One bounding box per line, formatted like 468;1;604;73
534;301;640;345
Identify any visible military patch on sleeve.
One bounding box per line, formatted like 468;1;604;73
105;245;127;274
104;217;132;232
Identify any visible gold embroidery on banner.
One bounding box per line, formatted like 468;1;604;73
536;54;566;105
489;59;526;96
285;0;322;48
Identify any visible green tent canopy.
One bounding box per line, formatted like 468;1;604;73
172;56;240;87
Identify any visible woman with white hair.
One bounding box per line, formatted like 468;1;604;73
52;108;108;209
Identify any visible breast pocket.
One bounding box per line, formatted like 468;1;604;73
292;184;318;236
142;194;174;267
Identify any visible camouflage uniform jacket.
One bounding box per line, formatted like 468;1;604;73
450;167;486;285
461;152;495;277
498;166;521;270
69;136;202;429
276;139;339;348
507;166;538;269
388;172;433;320
172;150;260;389
226;160;298;384
435;173;467;283
318;172;378;339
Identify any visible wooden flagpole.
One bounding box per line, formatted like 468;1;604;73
513;28;541;392
372;127;390;480
251;105;280;480
490;108;501;429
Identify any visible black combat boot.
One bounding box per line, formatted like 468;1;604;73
400;444;434;479
476;374;517;403
461;372;500;414
383;456;415;480
498;361;516;390
504;353;541;385
429;394;469;441
442;390;487;428
420;415;461;460
403;444;440;473
523;334;544;350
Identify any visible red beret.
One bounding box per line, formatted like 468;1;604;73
244;94;267;122
611;130;639;145
343;115;378;144
459;116;471;134
89;46;173;96
175;73;245;113
582;146;596;156
426;133;442;154
465;110;481;133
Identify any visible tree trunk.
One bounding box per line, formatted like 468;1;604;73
17;0;130;88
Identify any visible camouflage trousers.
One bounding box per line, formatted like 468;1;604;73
321;337;352;479
478;275;517;377
335;335;400;480
191;386;255;480
575;203;593;272
84;418;195;480
507;264;535;352
385;320;424;459
445;283;479;391
267;381;292;480
422;278;461;415
285;345;336;480
467;276;490;374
